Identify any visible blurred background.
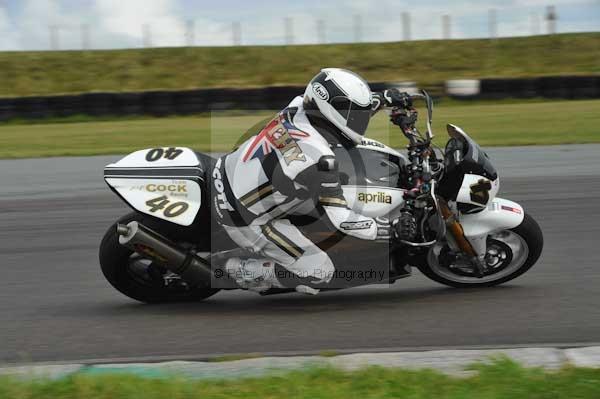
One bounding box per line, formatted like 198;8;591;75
0;0;599;158
1;0;598;49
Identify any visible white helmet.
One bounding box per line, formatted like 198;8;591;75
303;68;373;144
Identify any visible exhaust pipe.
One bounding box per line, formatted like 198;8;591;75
116;221;212;288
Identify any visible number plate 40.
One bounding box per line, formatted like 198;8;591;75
105;177;202;226
145;195;189;218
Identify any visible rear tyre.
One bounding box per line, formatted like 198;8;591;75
99;212;220;303
418;212;543;288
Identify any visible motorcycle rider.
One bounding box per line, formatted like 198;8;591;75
211;68;415;294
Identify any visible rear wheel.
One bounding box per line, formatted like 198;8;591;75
418;212;543;288
99;212;220;303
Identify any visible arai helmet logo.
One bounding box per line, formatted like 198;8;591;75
312;82;329;101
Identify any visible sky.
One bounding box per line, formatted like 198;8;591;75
0;0;599;50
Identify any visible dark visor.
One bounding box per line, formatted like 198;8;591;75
330;96;371;136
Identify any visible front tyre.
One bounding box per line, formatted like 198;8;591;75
418;212;543;288
99;212;220;303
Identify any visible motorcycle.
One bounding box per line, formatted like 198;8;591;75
99;91;543;303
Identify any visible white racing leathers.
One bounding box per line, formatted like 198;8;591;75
211;96;377;293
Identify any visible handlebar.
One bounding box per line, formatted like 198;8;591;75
385;89;434;143
383;90;445;247
407;93;427;101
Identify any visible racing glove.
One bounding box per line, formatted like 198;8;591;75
393;211;418;242
371;89;412;113
382;88;413;109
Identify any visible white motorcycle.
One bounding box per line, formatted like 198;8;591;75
100;91;543;303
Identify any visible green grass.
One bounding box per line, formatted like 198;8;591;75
0;33;599;96
2;359;600;399
0;99;598;159
206;353;264;363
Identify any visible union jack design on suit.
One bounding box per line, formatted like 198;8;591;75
242;113;309;162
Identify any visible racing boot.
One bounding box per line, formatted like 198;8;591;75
224;257;285;293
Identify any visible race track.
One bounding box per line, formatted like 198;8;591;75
1;145;599;364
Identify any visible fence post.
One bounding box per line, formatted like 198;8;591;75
142;24;152;47
49;25;59;50
185;20;195;46
402;12;411;41
488;9;497;39
232;21;241;46
442;14;451;39
316;19;326;44
284;17;294;45
81;24;90;50
546;5;557;34
353;14;362;43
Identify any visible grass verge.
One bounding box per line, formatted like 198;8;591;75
1;359;600;399
0;99;598;159
206;353;264;363
0;33;599;97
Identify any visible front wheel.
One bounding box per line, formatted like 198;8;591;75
418;212;543;288
99;212;220;303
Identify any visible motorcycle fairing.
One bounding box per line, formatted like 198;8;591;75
342;185;406;218
107;147;201;168
356;138;404;159
456;173;500;209
446;124;498;181
334;137;409;189
459;197;525;256
104;147;204;226
440;124;499;204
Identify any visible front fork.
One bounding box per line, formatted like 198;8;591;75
438;199;488;276
437;197;526;276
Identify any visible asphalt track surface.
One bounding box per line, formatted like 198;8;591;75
1;145;599;364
